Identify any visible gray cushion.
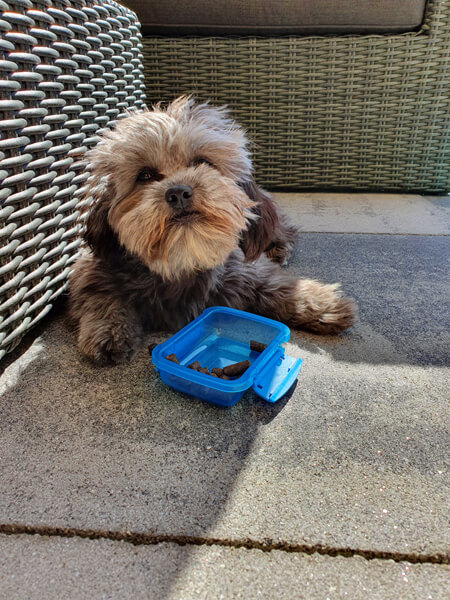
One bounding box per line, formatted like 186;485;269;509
122;0;427;35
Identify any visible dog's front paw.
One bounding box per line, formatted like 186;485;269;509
78;319;142;365
265;242;292;266
292;279;356;335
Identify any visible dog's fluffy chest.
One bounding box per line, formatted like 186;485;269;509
118;255;225;331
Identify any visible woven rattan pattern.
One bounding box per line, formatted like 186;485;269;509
142;0;449;193
0;0;146;359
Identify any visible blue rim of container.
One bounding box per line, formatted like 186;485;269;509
151;307;303;403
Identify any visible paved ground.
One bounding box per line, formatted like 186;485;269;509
0;193;449;599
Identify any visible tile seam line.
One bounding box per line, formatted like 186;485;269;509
297;231;449;236
0;524;448;565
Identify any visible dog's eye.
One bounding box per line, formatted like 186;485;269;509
192;157;214;168
136;167;160;183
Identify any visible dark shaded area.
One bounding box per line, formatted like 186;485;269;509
290;233;450;367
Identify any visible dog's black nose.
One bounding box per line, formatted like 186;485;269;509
165;185;193;209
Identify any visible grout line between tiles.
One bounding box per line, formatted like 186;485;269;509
297;231;449;236
0;524;449;565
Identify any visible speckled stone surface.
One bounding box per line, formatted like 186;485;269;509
0;195;449;597
273;193;450;234
0;534;448;600
1;233;448;555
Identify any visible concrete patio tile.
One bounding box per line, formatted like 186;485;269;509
0;232;448;563
0;534;448;600
273;193;450;234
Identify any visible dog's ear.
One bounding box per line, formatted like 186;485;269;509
83;178;123;262
239;179;279;261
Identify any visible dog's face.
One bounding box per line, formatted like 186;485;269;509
84;97;277;279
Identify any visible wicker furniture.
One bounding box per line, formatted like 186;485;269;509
0;0;146;359
130;0;427;35
141;0;449;193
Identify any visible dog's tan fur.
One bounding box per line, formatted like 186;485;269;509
70;97;355;364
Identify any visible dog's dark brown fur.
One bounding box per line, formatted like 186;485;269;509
70;98;355;363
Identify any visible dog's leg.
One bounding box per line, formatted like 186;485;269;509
285;278;355;334
76;297;144;364
239;181;298;266
69;257;144;364
220;253;355;335
264;211;299;266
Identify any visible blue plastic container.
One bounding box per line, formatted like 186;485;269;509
151;307;302;407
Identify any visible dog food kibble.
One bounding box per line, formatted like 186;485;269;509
188;361;201;370
223;360;251;377
250;340;267;353
165;354;179;364
162;354;250;379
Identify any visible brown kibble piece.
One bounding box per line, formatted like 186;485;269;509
188;361;201;370
223;360;250;377
250;340;267;353
220;374;231;380
165;354;179;364
211;367;223;377
210;372;219;377
199;367;210;374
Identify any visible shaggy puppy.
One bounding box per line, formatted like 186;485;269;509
70;97;355;363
